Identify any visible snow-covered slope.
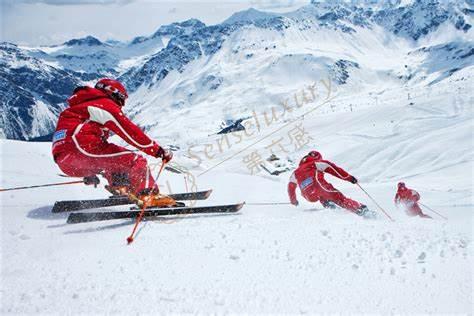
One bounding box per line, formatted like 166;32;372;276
1;66;472;312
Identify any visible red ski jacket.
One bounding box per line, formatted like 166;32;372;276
52;87;160;159
395;186;420;204
288;155;354;204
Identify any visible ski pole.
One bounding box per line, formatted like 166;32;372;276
0;180;85;192
165;164;185;174
356;183;394;221
155;160;166;181
127;202;147;244
420;202;448;220
127;161;167;245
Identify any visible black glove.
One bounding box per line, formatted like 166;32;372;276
83;175;100;187
349;176;358;184
156;147;173;163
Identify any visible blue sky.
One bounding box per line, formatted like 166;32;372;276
1;0;306;46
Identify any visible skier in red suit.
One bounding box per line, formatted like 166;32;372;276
394;182;431;218
52;78;174;206
288;151;370;216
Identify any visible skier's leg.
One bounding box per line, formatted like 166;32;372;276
316;183;363;213
410;203;432;219
127;154;157;194
54;151;102;178
93;144;157;195
55;145;157;195
401;201;417;217
320;199;337;209
330;191;362;212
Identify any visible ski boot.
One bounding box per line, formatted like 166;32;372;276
105;172;131;196
129;189;183;209
321;200;337;209
355;205;377;219
105;185;129;196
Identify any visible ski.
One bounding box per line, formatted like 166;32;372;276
52;190;213;213
66;203;244;224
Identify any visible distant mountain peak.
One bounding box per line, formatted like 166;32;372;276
223;7;279;25
152;19;206;38
64;36;104;47
0;41;17;48
178;18;206;28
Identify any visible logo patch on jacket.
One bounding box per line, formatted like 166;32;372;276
52;129;67;143
301;177;313;189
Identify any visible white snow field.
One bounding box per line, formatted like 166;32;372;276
1;65;472;313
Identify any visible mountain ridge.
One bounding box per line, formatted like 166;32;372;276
0;0;472;140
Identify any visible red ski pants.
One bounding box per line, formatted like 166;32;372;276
303;182;362;212
403;201;431;218
54;143;157;194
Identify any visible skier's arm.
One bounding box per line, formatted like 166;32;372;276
288;172;299;206
394;193;400;205
315;160;354;182
87;104;160;156
411;190;420;201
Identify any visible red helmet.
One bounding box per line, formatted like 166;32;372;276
95;78;128;107
300;150;322;164
308;150;322;160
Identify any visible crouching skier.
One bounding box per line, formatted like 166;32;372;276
288;150;372;217
395;182;432;218
51;78;175;207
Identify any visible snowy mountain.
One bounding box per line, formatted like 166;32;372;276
406;41;474;84
26;35;164;77
120;0;472;93
118;1;472;147
373;0;471;40
223;8;280;25
0;43;81;140
63;35;104;47
0;0;472;141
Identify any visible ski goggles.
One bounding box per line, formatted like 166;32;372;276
95;82;128;106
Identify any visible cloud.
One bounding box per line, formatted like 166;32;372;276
10;0;135;5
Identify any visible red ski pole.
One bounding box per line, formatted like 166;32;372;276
357;183;394;221
127;161;167;245
420;202;448;220
0;180;85;192
126;202;148;244
155;161;167;182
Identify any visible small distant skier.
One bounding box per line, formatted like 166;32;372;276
287;150;370;216
394;182;431;218
51;78;175;207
